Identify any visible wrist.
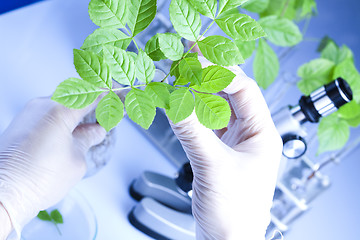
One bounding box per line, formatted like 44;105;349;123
0;202;12;240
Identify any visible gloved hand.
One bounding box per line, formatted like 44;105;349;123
169;57;283;240
0;97;106;239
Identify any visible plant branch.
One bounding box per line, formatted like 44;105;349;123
160;20;215;83
112;84;147;92
280;0;290;17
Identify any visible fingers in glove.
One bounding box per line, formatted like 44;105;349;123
72;123;107;154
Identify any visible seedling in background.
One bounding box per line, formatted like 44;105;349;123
37;209;64;235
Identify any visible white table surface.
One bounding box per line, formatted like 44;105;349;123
0;0;177;239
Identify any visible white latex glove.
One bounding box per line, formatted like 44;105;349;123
0;97;106;239
169;57;283;240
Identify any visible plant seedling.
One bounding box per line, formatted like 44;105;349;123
37;209;64;235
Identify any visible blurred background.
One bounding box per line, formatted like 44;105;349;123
0;0;359;239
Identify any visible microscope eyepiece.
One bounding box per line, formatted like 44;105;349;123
297;78;353;123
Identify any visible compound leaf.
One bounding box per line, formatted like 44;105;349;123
135;49;155;84
297;58;335;95
234;40;256;59
166;88;194;123
125;88;156;129
145;82;171;108
218;0;249;15
198;36;244;66
102;45;135;85
194;92;231;129
158;33;184;61
320;41;338;63
145;34;167;61
52;78;105;109
127;0;157;37
179;57;203;86
37;211;52;222
50;210;64;224
215;14;265;41
242;0;269;13
96;91;124;131
192;65;235;93
73;49;112;89
259;15;302;47
81;28;131;55
253;39;279;89
188;0;217;19
317;114;350;154
169;0;201;41
170;52;198;79
88;0;127;28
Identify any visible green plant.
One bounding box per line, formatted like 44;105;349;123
297;38;360;154
52;0;269;131
37;209;64;235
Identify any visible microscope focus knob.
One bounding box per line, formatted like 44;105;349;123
282;135;307;159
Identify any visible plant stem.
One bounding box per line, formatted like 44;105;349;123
53;222;62;236
132;37;140;51
112;84;147;92
280;0;290;17
302;16;312;35
160;20;215;83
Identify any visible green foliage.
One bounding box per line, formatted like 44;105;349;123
215;14;266;41
127;0;157;37
333;59;360;103
179;57;203;85
145;82;171;108
88;0;127;28
166;88;194;123
192;65;236;93
198;36;244;66
125;88;156;129
254;39;279;89
102;45;136;85
157;33;184;61
37;209;64;235
234;40;256;59
50;210;64;224
52;78;105;109
135;50;155;84
188;0;217;19
317;115;350;154
96;91;124;131
297;58;335;95
169;0;201;41
145;34;167;61
321;41;354;65
37;211;52;221
170;52;199;80
242;0;269;13
73;49;112;89
81;28;131;55
259;16;302;47
218;0;249;15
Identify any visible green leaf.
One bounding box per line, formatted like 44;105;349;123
145;82;171;108
73;49;112;89
127;0;157;37
316;36;333;53
179;57;203;86
188;0;217;19
157;33;184;61
337;45;354;63
198;36;244;66
333;59;360;103
297;58;335;95
170;52;198;79
127;51;138;61
88;0;127;28
145;34;167;61
166;88;194;123
215;14;265;41
174;77;190;86
52;78;105;109
254;39;279;89
337;101;360;120
299;0;317;17
169;0;201;41
125;88;156;129
321;41;338;63
194;92;231;129
37;211;52;222
135;50;155;84
218;0;249;15
317;114;350;154
234;40;256;59
192;65;235;93
50;210;64;224
242;0;270;13
102;45;135;85
81;28;131;55
96;91;124;131
259;15;302;47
